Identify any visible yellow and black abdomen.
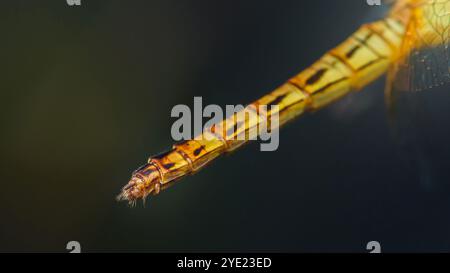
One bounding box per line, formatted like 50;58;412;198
119;17;408;203
287;18;404;111
248;17;406;136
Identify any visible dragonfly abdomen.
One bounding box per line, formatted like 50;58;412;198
118;17;407;204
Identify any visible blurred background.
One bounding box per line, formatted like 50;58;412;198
1;0;450;252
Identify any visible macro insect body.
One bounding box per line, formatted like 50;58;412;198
118;0;450;205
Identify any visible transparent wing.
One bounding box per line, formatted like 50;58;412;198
386;0;450;190
391;0;450;92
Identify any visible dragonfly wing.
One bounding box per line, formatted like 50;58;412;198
386;0;450;190
390;0;450;92
385;0;450;142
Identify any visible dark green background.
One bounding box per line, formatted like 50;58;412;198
1;0;450;252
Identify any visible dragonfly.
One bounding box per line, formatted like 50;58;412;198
118;0;450;205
